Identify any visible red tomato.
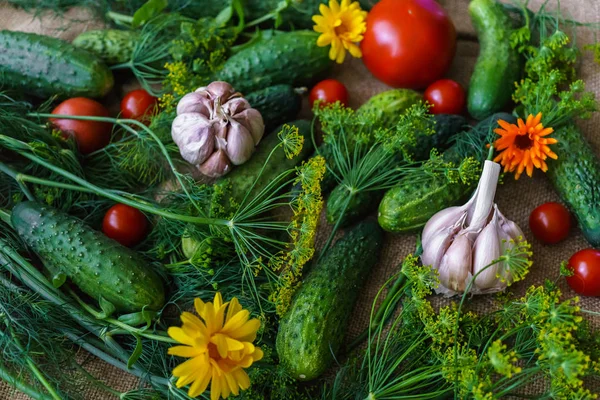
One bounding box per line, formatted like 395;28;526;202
566;249;600;296
102;204;149;247
529;202;571;244
120;89;158;122
309;79;349;108
424;79;465;115
361;0;456;89
51;98;111;155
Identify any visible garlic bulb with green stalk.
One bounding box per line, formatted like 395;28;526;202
171;81;265;178
421;160;530;296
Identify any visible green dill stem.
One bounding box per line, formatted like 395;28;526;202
106;11;134;26
3;324;63;400
245;0;291;28
28;113;206;215
316;194;352;263
0;209;11;226
348;273;407;350
9;147;226;226
0;364;53;400
0;161;35;201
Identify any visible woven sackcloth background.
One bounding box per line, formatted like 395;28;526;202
0;0;599;398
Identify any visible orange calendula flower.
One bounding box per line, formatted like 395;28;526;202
493;113;558;180
168;293;263;400
313;0;368;64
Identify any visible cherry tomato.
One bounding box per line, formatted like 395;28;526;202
51;98;111;155
566;249;600;296
529;202;571;244
424;79;465;115
120;89;158;122
309;79;348;108
361;0;456;89
102;204;149;247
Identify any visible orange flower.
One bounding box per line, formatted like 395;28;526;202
492;113;558;180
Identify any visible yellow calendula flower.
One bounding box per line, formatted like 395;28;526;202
168;293;263;400
313;0;368;64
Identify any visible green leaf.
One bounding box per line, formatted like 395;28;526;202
214;5;234;27
98;296;116;319
51;272;66;288
127;334;143;369
132;0;168;28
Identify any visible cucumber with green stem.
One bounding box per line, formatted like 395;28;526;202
11;201;166;313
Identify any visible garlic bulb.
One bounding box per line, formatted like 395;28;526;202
421;160;529;296
171;81;265;178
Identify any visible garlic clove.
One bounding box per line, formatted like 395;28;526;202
223;97;251;116
176;92;212;115
226;121;256;165
171;113;216;164
438;233;472;293
198;149;231;178
472;209;502;290
422;228;456;270
497;208;525;241
422;206;465;246
234;108;265;145
206;81;236;103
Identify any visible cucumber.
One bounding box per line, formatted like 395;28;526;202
378;113;515;233
216;120;314;205
11;201;165;313
245;85;301;132
216;31;330;93
0;30;114;99
356;88;422;131
318;89;423;194
326;114;468;227
72;29;139;65
276;220;383;380
467;0;522;120
547;125;600;246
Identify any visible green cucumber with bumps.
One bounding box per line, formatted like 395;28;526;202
11;201;165;312
216;31;330;93
326;114;468;227
378;113;515;233
72;29;139;65
276;219;383;381
0;30;114;98
467;0;522;120
547;125;600;246
245;85;301;132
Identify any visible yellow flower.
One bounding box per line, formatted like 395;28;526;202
313;0;368;64
168;293;263;400
493;113;558;180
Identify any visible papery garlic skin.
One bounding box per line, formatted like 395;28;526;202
420;160;528;296
172;81;265;178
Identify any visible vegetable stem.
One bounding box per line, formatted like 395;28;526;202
0;364;53;400
106;11;134;26
0;161;35;201
0;209;11;226
468;160;500;228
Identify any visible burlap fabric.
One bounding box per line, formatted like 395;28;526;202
0;0;599;398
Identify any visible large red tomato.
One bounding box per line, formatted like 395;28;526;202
51;98;112;155
120;89;158;123
102;204;149;247
361;0;457;89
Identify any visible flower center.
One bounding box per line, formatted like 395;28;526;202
208;342;222;361
514;133;533;150
334;18;350;36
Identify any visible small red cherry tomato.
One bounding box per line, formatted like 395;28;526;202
120;89;158;123
102;204;149;247
309;79;348;108
529;202;571;244
566;249;600;296
51;98;111;155
424;79;466;115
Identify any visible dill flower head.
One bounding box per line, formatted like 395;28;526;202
493;113;558;179
278;124;304;159
168;293;263;400
487;340;522;378
312;0;368;64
